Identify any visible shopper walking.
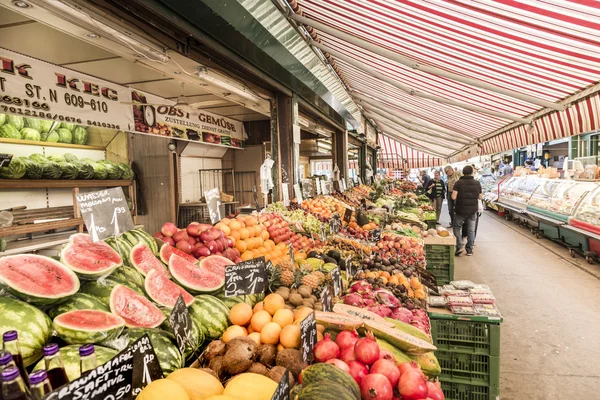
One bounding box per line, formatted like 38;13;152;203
426;171;446;224
452;165;482;256
419;170;431;195
444;165;461;228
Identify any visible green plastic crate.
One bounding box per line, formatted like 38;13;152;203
430;319;501;356
440;378;500;400
427;262;454;285
436;351;500;386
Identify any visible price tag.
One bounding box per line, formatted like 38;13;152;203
204;188;223;224
315;178;321;195
0;154;13;168
331;268;342;296
369;228;382;243
418;269;440;295
169;295;196;355
270;368;290;400
301;179;314;199
341;179;347;192
282;183;290;207
343;207;353;224
75;187;134;242
319;285;332;312
320;225;327;242
320;180;329;195
288;244;295;263
329;214;342;235
225;257;267;297
294;184;303;204
43;334;162;400
345;256;355;278
300;312;317;362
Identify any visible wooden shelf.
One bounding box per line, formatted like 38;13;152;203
0;179;133;189
0;218;83;236
0;137;106;150
1;233;72;256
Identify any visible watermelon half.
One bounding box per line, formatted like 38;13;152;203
169;254;225;295
109;285;165;328
53;310;125;344
0;255;80;305
198;255;234;278
144;269;194;309
61;233;122;279
159;243;197;264
130;243;169;277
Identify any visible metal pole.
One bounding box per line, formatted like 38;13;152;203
292;13;564;111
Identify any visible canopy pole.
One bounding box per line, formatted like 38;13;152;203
310;40;530;124
290;13;564;111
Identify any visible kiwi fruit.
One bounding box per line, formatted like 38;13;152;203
298;287;312;298
289;293;304;307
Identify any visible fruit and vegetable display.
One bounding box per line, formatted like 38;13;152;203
0;116;88;145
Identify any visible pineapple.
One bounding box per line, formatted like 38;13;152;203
311;271;325;285
281;270;295;287
268;264;282;291
301;273;320;291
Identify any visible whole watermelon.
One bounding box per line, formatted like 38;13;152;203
100;160;123;180
63;153;78;163
91;162;108;180
20;128;41;142
29;154;47;163
7;115;24;130
0;157;26;179
47;293;109;320
71;161;94;179
60;122;76;131
33;345;117;381
58;162;78;180
56;128;72;144
0;297;52;367
0;124;21;139
118;163;134;180
72;126;88;145
44;130;59;143
23;158;43;179
118;329;184;377
47;154;66;163
24;117;42;132
39;119;54;134
40;162;62;179
0;114;6;126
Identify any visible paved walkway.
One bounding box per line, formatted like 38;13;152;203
440;207;600;399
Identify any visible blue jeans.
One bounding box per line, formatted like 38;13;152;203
454;213;477;252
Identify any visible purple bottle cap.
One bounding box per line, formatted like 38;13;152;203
1;366;20;381
2;330;17;342
43;343;59;356
29;370;48;385
0;352;12;366
79;344;95;357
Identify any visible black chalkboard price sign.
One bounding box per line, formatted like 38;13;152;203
319;285;332;312
329;214;342;235
345;256;355;279
75;187;134;242
225;257;267;297
369;228;382;243
169;295;195;355
288;243;295;263
300;312;317;363
43;334;162;400
331;267;343;296
270;368;290;400
0;154;13;168
418;269;440;295
343;207;353;224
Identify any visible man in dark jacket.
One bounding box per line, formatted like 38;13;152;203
451;165;482;256
419;170;431;195
426;170;446;223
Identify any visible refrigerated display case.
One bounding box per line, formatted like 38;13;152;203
498;176;541;210
569;184;600;235
526;180;595;222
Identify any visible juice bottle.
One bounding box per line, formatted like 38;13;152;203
79;345;97;377
2;331;28;386
0;351;18;400
42;344;69;389
28;370;51;400
1;367;29;400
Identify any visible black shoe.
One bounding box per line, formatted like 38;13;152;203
466;251;473;256
455;249;464;256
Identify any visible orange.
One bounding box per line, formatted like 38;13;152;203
248;332;261;346
246;238;255;250
214;223;230;236
253;226;262;237
245;217;257;227
257;247;267;255
250;310;272;332
264;254;271;261
279;324;301;348
294;307;313;323
252;249;261;257
220;217;232;225
230;230;241;241
261;230;270;241
260;322;281;345
263;293;285;316
272;309;294;328
253;301;264;313
239;228;250;240
222;325;247;342
235;240;247;253
241;251;254;261
229;220;242;231
229;303;253;326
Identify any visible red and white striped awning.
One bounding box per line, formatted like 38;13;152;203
289;0;600;163
378;134;444;169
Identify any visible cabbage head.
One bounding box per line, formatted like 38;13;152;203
0;156;26;179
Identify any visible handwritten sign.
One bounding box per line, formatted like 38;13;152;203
270;368;290;400
418;269;440;295
320;180;329;195
288;244;295;263
282;183;290;207
331;268;342;296
320;285;332;312
43;335;162;400
0;154;13;168
329;214;342;235
345;256;355;279
369;228;381;243
320;225;327;242
75;187;134;242
205;188;222;224
225;257;267;297
169;295;195;355
300;179;314;199
300;312;317;363
343;207;353;224
294;184;303;204
315;178;321;195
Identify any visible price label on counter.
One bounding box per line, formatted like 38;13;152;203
270;368;290;400
75;187;134;242
169;295;196;355
331;268;342;296
300;312;317;363
225;257;267;297
294;184;303;204
0;154;13;168
320;285;332;312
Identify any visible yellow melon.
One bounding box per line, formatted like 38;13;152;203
223;373;278;400
205;397;240;400
166;368;224;400
136;379;189;400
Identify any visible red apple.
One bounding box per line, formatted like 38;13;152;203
176;240;192;254
173;230;189;243
161;222;178;237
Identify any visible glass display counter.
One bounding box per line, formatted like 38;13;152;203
570;184;600;235
498;176;541;210
525;180;595;222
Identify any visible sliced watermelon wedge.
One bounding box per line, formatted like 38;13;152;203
169;254;225;295
159;243;197;265
198;255;234;278
61;234;122;279
53;310;125;344
130;243;169;277
144;269;195;309
0;255;80;305
109;285;165;328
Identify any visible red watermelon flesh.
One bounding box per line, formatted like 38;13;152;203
159;243;197;264
61;239;122;278
130;243;169;277
198;255;234;278
144;269;195;308
0;255;79;304
168;254;224;294
69;233;94;246
54;310;125;330
109;285;165;328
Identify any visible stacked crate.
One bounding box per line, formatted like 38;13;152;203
424;242;455;285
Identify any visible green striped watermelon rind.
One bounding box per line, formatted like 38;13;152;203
130;243;170;277
144;269;195;309
168;254;224;295
188;295;230;340
0;297;52;367
122;229;159;256
122;328;184;377
48;292;109;319
79;275;145;306
32;345;118;381
53;310;126;345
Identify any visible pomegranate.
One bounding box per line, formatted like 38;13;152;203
336;330;359;350
426;381;445;400
370;359;401;387
326;359;350;373
360;373;394;400
398;361;421;377
313;333;340;362
354;332;380;365
378;349;395;362
340;346;357;364
348;361;369;385
398;370;429;400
